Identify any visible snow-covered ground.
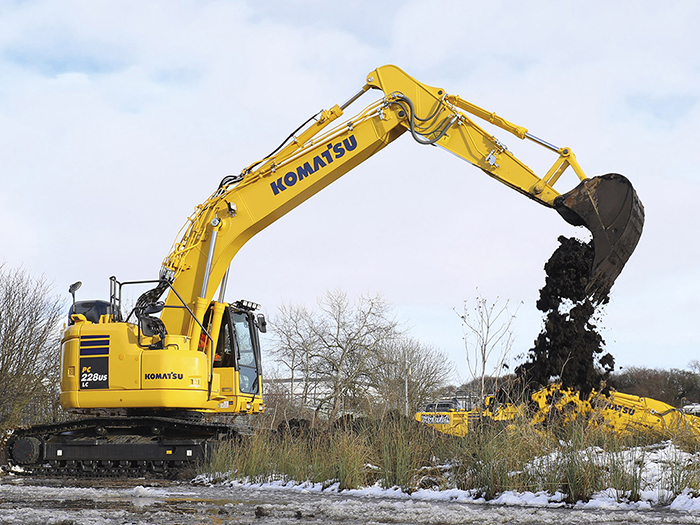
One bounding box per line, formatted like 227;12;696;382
2;441;700;524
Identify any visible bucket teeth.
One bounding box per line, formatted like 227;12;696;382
554;173;645;302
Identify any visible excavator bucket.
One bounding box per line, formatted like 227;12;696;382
554;173;644;302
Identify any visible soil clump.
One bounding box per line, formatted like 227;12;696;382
516;236;614;398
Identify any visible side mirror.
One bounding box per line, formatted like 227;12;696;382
256;313;267;333
69;281;82;306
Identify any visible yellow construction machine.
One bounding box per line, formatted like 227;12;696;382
5;65;643;475
416;384;700;438
417;395;522;438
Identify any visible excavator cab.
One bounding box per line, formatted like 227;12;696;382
212;304;263;397
553;173;645;302
68;300;114;324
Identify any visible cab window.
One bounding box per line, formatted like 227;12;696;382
231;311;259;394
214;313;234;368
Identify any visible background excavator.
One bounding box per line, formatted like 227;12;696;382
5;65;644;476
416;384;700;439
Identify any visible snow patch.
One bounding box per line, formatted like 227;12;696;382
131;485;159;497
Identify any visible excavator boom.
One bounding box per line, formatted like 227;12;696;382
162;65;645;330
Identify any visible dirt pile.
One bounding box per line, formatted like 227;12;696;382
516;236;614;398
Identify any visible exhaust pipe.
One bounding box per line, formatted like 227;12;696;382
554;173;644;302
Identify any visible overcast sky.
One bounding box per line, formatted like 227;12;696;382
1;1;698;384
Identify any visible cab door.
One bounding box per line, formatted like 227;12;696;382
230;310;261;395
212;308;235;398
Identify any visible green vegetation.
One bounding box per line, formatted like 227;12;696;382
202;415;700;505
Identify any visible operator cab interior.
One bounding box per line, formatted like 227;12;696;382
213;306;263;395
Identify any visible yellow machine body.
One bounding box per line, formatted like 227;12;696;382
60;305;264;415
416;384;700;439
415;397;522;437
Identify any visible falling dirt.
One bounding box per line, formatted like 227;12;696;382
516;236;614;398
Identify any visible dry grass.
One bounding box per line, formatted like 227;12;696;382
202;414;700;504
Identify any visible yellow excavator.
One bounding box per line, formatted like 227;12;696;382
416;384;700;439
5;65;644;475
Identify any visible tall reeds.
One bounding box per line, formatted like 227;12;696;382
201;414;700;504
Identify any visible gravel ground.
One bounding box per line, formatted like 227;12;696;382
2;476;700;525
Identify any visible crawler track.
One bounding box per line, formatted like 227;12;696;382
4;416;239;478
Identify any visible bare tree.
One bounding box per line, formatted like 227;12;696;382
269;303;318;406
371;336;454;416
271;290;455;420
272;290;398;420
689;360;700;376
0;265;64;429
457;292;519;403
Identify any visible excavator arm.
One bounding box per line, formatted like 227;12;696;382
158;65;644;347
364;66;643;300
